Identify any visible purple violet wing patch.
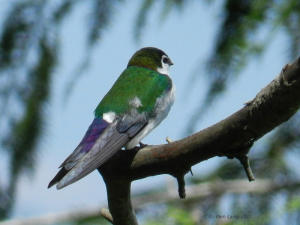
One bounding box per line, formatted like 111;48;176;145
79;117;109;153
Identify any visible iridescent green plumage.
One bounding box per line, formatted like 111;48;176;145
95;66;172;117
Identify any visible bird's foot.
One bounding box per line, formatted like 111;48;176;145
139;142;148;148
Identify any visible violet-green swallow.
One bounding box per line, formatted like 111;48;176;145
48;47;174;189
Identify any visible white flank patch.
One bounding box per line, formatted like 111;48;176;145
129;96;143;108
126;84;175;149
103;111;116;123
154;84;175;123
126;120;155;149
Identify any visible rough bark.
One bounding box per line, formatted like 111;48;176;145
98;57;300;224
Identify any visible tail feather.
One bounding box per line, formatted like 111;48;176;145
48;167;68;188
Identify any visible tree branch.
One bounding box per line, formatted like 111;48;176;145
102;176;138;225
236;155;255;181
100;208;113;224
98;57;300;224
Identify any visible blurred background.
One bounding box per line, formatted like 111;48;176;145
0;0;300;224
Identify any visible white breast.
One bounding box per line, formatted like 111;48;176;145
126;84;175;149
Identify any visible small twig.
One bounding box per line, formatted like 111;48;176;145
224;140;255;182
100;208;113;224
167;136;187;198
236;155;255;181
190;168;194;176
166;137;173;144
167;136;189;197
176;174;186;199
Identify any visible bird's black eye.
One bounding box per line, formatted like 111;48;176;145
163;57;169;64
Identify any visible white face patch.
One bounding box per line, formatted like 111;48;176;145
129;96;142;108
157;55;170;76
103;111;116;123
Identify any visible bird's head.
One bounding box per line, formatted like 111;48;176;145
127;47;173;75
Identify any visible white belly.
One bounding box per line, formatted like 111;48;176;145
126;84;175;149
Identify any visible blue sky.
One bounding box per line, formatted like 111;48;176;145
1;0;290;220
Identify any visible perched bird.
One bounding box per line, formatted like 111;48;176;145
48;47;174;189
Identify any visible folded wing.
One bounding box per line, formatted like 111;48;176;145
48;115;147;189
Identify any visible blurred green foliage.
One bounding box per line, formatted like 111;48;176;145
145;207;195;225
0;0;300;224
73;215;107;225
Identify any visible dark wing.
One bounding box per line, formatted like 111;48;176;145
61;118;110;170
48;117;109;188
48;115;147;189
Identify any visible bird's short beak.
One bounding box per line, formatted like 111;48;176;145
169;60;174;66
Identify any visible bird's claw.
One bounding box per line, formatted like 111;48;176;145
139;142;148;148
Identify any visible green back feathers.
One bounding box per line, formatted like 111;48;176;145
95;66;171;117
